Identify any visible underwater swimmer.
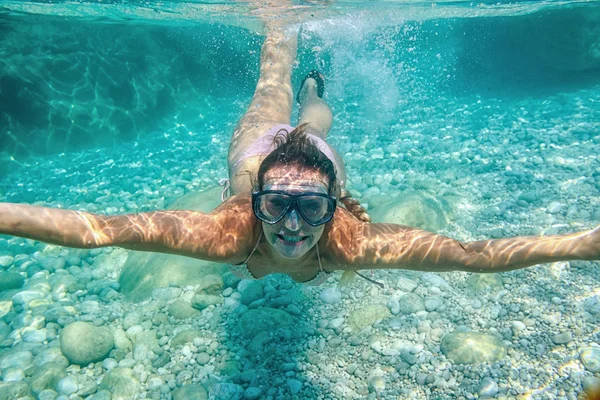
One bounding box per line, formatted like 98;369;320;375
1;27;600;286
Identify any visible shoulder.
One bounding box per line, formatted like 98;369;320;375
209;194;260;260
210;194;255;227
320;208;367;267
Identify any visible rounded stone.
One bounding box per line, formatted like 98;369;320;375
0;350;33;371
348;303;390;331
191;294;223;310
210;382;244;400
397;293;425;314
59;321;114;365
30;362;67;396
168;299;201;319
466;274;504;291
172;383;208;400
440;332;506;364
287;379;302;395
552;331;572;345
240;281;264;306
0;272;24;292
243;386;262;400
319;287;342;305
2;367;25;382
195;274;224;295
99;368;140;399
371;191;452;232
0;255;14;269
56;376;78;395
580;347;600;372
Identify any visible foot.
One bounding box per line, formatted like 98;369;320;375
296;70;325;104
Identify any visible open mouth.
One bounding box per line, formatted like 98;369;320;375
276;234;308;244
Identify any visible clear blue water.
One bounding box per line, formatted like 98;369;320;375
1;1;600;399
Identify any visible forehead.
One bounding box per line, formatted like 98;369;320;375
263;164;329;191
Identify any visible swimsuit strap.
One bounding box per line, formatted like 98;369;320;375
243;229;263;264
316;242;324;273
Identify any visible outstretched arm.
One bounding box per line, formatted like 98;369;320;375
325;209;599;273
0;196;256;263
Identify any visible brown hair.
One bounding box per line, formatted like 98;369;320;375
257;124;338;196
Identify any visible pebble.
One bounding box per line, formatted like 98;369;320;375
552;332;572;345
98;368;140;397
172;383;208;400
0;351;33;370
102;358;118;371
440;332;506;364
38;389;60;400
2;367;25;382
168;299;201;319
319;287;342;304
348;304;390;331
478;377;498;397
580;347;600;372
0;255;14;269
56;376;78;395
287;379;302;395
547;202;563;214
397;277;418;292
59;321;114;365
511;321;526;332
196;274;224;295
210;382;244;400
0;272;24;291
30;362;67;395
172;328;204;346
240;281;264;306
22;327;47;342
191;294;223;310
397;293;425;314
243;386;262;399
421;273;450;289
424;297;442;312
368;376;385;393
12;290;45;308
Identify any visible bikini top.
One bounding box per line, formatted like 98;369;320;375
226;230;331;286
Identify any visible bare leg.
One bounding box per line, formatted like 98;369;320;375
228;28;298;194
297;76;333;139
297;73;370;223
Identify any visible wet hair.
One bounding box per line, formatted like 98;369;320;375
257;124;338;197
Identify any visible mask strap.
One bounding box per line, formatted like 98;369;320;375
354;270;385;289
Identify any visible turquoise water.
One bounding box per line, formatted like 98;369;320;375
1;1;600;399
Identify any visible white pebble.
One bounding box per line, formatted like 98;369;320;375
318;288;342;304
102;358;118;371
57;376;78;395
2;368;25;382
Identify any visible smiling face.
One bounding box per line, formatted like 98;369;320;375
260;164;331;259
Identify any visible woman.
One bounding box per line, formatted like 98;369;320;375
1;27;599;285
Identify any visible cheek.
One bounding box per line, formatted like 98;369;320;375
307;226;325;238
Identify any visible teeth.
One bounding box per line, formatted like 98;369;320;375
280;235;304;243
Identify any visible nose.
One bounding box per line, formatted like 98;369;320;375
283;209;301;231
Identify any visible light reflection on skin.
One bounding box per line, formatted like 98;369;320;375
1;163;600;275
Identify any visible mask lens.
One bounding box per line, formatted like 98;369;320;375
298;195;331;224
259;193;291;222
